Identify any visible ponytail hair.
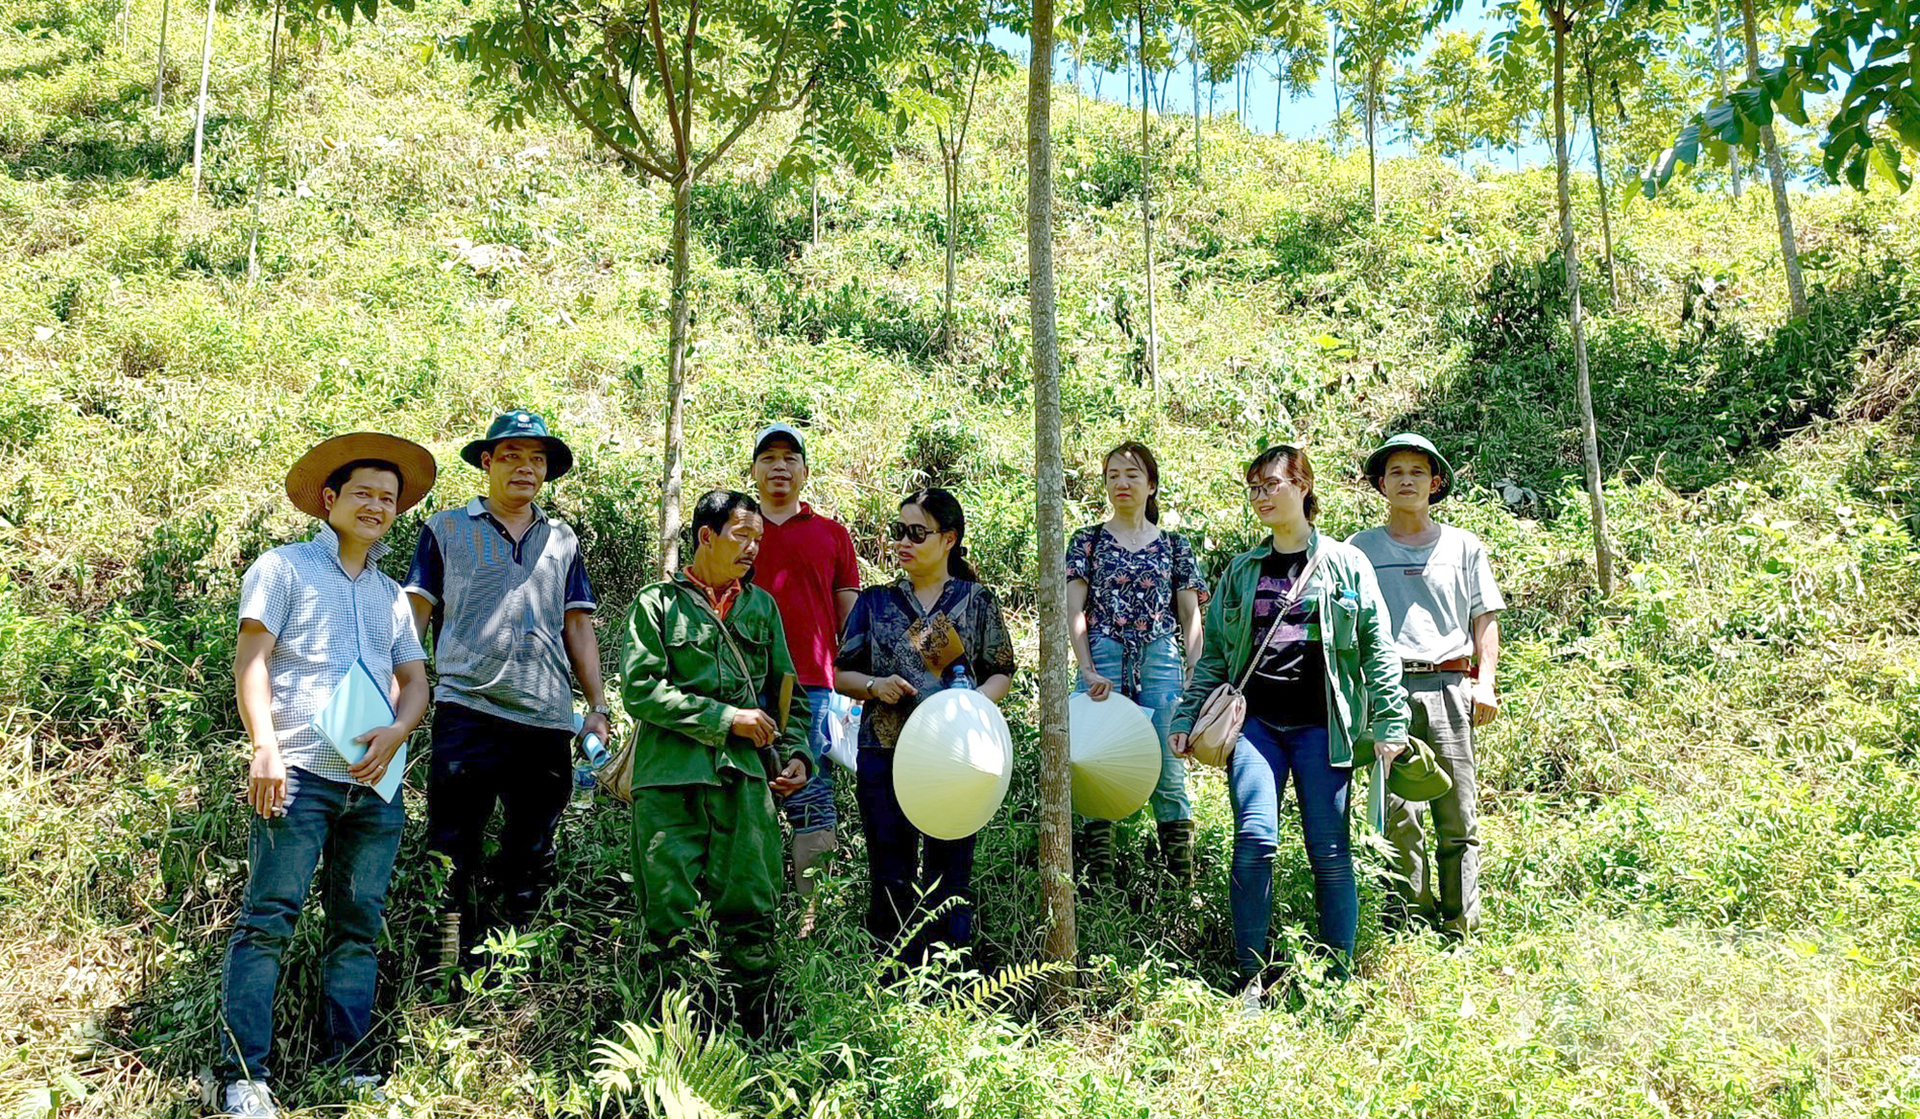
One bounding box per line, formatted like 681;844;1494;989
902;487;980;582
1104;441;1162;524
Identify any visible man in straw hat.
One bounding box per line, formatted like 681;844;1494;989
1348;433;1505;938
744;422;859;928
217;434;436;1119
619;489;811;1032
403;411;609;966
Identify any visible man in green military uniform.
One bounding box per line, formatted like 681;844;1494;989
619;489;811;1018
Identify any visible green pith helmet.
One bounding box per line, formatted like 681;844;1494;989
1364;432;1455;504
461;410;575;480
1354;733;1454;802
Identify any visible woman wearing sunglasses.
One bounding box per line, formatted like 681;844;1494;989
1067;441;1207;890
834;488;1016;963
1169;445;1408;1013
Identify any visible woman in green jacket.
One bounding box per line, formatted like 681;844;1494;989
1170;445;1408;1011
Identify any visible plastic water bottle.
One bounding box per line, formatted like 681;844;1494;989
571;713;610;801
949;662;974;691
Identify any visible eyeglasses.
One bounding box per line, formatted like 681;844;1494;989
1246;478;1296;501
889;522;935;544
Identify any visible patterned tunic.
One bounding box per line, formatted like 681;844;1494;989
1065;525;1208;689
836;577;1017;750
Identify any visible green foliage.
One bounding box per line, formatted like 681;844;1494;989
7;3;1920;1116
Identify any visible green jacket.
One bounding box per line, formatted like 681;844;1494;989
1171;530;1408;768
619;573;813;790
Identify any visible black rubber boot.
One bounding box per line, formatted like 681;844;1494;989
1158;819;1195;889
1081;819;1116;887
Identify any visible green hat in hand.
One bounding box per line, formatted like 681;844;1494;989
1354;733;1454;802
1363;432;1455;504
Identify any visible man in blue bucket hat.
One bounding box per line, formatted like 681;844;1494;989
404;410;610;969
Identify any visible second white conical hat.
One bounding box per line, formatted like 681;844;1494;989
894;688;1014;840
1068;692;1162;821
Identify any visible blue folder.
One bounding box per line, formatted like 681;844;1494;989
310;659;406;803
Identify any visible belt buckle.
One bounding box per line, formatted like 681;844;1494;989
1403;660;1437;674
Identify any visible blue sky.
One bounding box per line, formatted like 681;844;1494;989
994;8;1566;168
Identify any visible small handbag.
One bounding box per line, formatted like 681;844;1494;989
1188;549;1322;767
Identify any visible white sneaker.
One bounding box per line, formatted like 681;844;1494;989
223;1080;277;1119
1238;978;1264;1018
340;1074;388;1103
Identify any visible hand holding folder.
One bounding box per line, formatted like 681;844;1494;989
310;660;408;803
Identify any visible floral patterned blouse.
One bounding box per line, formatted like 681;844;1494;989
1066;525;1209;677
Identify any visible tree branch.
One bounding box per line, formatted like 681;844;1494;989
680;0;699;161
693;0;805;179
645;0;691;164
515;0;670;179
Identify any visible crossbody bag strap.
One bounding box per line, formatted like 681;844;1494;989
1231;547;1323;691
673;585;757;705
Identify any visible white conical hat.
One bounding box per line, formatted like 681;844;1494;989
1069;692;1162;821
894;689;1014;840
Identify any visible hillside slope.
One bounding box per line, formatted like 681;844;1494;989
5;0;1920;1116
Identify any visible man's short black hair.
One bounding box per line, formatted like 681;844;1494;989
323;458;405;498
690;489;761;540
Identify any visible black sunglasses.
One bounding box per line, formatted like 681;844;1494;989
889;521;937;544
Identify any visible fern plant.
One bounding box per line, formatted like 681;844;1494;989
590;989;758;1119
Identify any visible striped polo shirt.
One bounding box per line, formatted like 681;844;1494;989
404;498;596;731
237;525;427;783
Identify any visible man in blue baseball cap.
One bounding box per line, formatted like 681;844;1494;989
404;410;609;969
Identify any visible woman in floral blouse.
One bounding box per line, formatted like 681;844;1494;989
1067;442;1208;889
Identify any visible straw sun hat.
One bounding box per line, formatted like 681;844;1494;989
1068;692;1162;821
284;433;438;521
893;688;1015;840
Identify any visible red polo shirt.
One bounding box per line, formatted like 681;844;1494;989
755;502;860;688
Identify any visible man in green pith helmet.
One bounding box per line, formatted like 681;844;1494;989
619;489;811;1028
403;410;610;967
1347;433;1505;937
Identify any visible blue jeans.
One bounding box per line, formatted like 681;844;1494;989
1075;633;1192;822
218;768;405;1083
1228;720;1354;980
779;686;837;834
855;747;975;962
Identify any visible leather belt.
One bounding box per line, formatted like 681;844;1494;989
1402;657;1472;675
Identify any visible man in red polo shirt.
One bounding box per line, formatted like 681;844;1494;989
749;423;860;921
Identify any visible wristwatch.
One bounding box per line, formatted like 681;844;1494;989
589;703;611;717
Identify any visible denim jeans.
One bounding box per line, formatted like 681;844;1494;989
1228;719;1354;980
779;686;837;834
426;701;572;934
855;747;975;963
1075;633;1192;823
218;767;405;1083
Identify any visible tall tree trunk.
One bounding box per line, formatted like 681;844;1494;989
810;175;819;245
1552;11;1612;594
658;169;693;577
190;0;216;194
1738;0;1806;317
1027;0;1077;979
1582;48;1620;308
940;128;958;355
1365;63;1379;221
1191;34;1202;187
1329;19;1341;153
153;0;171;106
1710;0;1743;197
245;0;283;283
1137;0;1159;397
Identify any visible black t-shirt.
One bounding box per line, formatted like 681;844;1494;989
1242;549;1326;725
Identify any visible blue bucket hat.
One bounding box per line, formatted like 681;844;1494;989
461;410;574;480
